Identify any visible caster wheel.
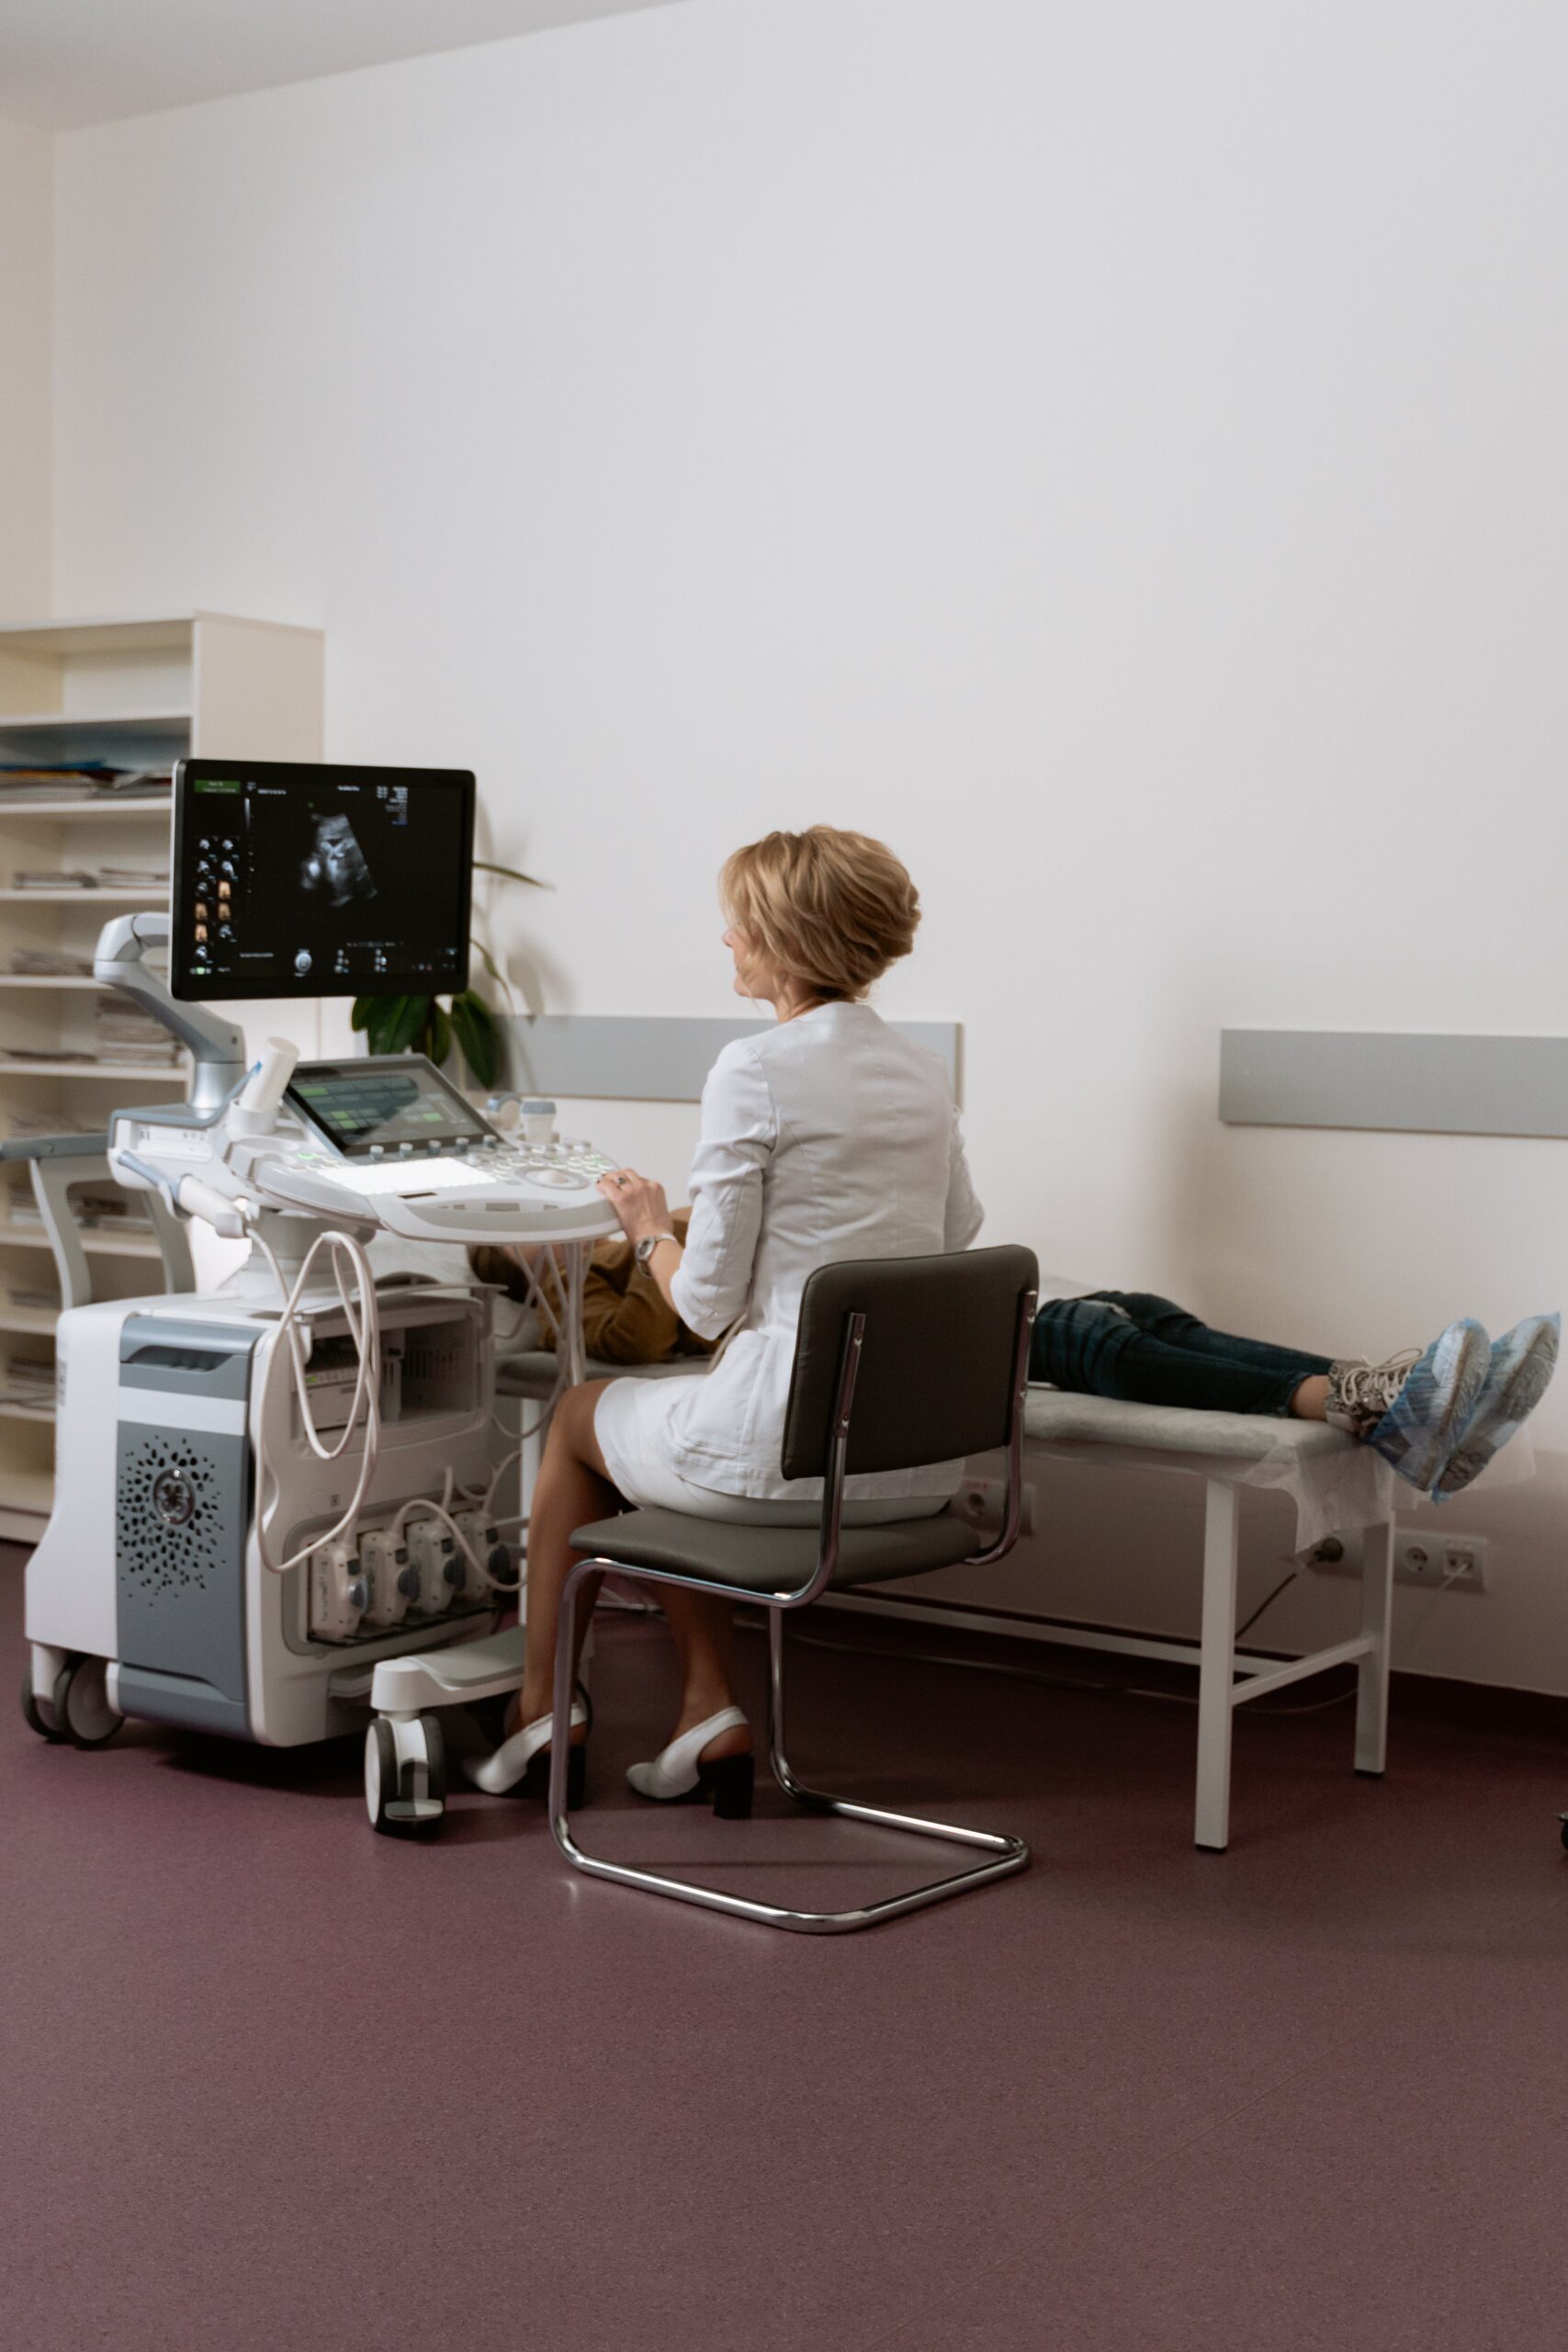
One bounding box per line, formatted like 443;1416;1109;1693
365;1718;446;1836
417;1713;446;1805
51;1658;122;1749
366;1719;400;1834
21;1662;62;1742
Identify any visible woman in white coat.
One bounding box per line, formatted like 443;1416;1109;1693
467;827;983;1812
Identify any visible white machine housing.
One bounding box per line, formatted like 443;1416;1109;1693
28;1280;507;1746
25;916;624;1756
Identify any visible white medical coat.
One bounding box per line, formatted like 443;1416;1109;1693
657;998;986;1502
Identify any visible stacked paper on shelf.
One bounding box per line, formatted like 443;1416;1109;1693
9;949;93;977
0;764;174;800
2;1187;149;1229
4;1109;98;1140
6;1285;56;1311
12;866;169;889
93;993;181;1067
0;1358;55;1411
75;1198;152;1230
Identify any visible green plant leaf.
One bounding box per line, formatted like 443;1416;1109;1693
449;989;501;1088
368;994;433;1057
361;1000;396;1055
350;996;372;1033
475;859;548;890
424;1002;454;1069
469;935;516;1013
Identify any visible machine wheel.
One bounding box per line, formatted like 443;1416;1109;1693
366;1719;400;1834
365;1717;446;1836
21;1661;62;1742
51;1658;123;1749
417;1713;447;1805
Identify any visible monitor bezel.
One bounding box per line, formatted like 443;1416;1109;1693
285;1055;500;1160
169;757;476;1002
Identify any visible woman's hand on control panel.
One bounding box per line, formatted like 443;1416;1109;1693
598;1167;671;1244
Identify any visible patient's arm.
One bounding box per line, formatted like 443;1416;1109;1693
582;1244;685;1363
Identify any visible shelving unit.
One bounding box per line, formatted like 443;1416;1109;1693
0;611;323;1539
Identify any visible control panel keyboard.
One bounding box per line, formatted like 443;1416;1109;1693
281;1140;619;1199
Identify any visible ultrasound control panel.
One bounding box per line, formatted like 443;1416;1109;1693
260;1056;624;1244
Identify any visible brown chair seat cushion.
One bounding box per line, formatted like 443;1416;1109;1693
570;1506;981;1594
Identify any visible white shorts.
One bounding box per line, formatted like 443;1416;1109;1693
592;1374;946;1528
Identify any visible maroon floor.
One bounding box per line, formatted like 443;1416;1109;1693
6;1545;1568;2352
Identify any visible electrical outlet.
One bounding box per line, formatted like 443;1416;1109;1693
953;1476;1036;1536
1398;1534;1488;1591
1304;1529;1489;1591
1303;1532;1365;1576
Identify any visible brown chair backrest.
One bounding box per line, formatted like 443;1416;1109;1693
780;1246;1038;1483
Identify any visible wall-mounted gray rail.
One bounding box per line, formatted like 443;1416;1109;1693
502;1015;961;1103
1220;1030;1568;1139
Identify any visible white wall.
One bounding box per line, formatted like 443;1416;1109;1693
0;117;52;614
48;0;1568;1686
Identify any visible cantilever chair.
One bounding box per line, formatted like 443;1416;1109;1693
549;1243;1040;1935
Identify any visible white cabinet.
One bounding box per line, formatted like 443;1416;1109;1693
0;611;323;1535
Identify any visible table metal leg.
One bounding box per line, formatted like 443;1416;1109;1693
1354;1518;1395;1776
1195;1478;1239;1850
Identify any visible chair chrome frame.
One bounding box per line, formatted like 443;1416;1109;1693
547;1285;1039;1933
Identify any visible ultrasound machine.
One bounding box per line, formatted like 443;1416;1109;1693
21;758;622;1833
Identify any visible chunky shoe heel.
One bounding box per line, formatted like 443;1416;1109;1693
698;1752;754;1820
626;1705;753;1809
515;1740;587;1805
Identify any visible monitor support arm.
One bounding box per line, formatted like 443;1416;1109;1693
94;912;247;1114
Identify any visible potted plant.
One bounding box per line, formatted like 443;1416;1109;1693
351;858;539;1090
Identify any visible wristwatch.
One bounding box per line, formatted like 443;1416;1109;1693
634;1232;680;1268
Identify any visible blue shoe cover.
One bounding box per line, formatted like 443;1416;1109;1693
1432;1313;1560;1501
1365;1318;1491;1493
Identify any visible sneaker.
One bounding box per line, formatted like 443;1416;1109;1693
1431;1314;1560;1501
1325;1349;1420;1440
1356;1318;1491;1491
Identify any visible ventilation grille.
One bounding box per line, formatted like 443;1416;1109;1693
118;1435;223;1597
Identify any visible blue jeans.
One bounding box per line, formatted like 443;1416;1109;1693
1029;1293;1335;1418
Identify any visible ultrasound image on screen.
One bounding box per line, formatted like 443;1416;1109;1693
301;811;377;909
173;764;471;1001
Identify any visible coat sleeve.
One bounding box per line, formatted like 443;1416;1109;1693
669;1042;777;1341
942;1106;985;1250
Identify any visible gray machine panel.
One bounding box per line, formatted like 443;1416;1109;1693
113;1665;251;1741
115;1319;258;1737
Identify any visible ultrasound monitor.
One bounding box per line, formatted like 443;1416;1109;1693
169;759;474;1001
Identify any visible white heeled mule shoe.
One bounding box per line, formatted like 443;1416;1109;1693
626;1706;754;1818
464;1696;589;1800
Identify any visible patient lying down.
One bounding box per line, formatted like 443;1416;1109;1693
1028;1292;1555;1505
477;1239;1555;1509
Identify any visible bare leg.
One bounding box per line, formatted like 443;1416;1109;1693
1291;1375;1329;1420
516;1379;750;1765
516;1380;618;1731
657;1587;752;1760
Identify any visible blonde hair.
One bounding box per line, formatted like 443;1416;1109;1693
719;827;920;1002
